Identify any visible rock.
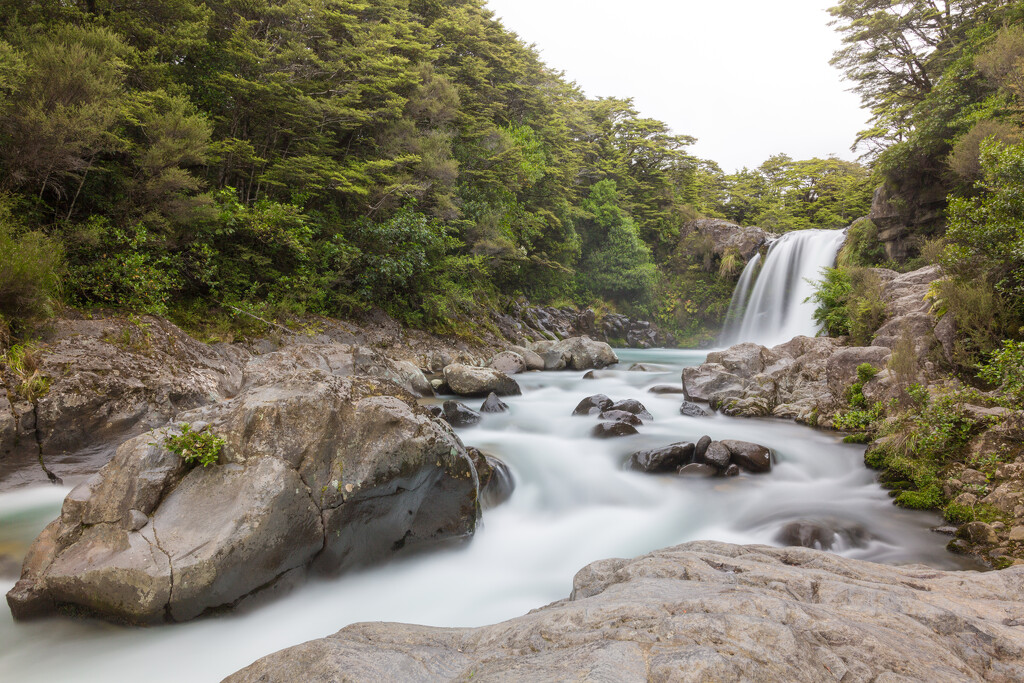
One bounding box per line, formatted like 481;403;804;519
825;346;892;400
443;364;521;397
479;393;509;414
509;345;545;372
591;422;639;439
541;351;567;371
959;522;999;545
723;464;740;477
628;363;671;372
627;443;695;473
679;219;775;260
390;360;434;397
441;401;483;428
677;463;718;478
7;376;479;624
598;410;643;426
694;435;712;463
775;519;871;551
608;399;653;421
572;395;614;417
959;469;988;487
226;541;1024;683
582;371;596;380
467;448;514;509
550;337;618;371
1009;527;1024;542
680;401;709;417
721;440;772;473
648;385;685;395
488;351;526;376
700;442;732;470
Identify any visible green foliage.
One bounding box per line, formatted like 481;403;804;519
837;218;886;268
163;423;224;468
0;199;63;330
807;266;887;344
0;341;49;401
978;340;1024;406
807;267;852;337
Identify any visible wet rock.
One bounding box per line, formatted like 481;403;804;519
628;363;671;372
694;435;712;463
582;371;596;380
591;422;639;439
509;346;545;372
648;385;685;395
7;376;479;624
479;393;509;414
775;519;870;551
228;540;1024;682
488;351;526;376
627;443;695;473
467;448;515;509
721;440;772;473
677;463;718;478
723;464;740;477
608;399;653;421
573;395;614;417
959;522;998;545
599;410;643;426
541;351;567;371
442;401;483;428
443;364;522;397
550;337;618;371
680;401;709;417
701;442;732;470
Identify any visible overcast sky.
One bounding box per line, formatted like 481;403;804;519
484;0;869;172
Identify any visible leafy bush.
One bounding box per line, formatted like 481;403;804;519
837;218;886;267
808;267;852;336
0;201;64;331
163;423;224;468
978;340;1024;406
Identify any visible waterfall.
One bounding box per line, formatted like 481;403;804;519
719;229;847;348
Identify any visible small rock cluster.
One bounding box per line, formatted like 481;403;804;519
572;394;653;439
627;437;772;478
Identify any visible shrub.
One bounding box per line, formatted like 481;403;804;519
0;201;64;330
808;267;852;336
978;340;1024;407
837;218;886;267
163;423;224;468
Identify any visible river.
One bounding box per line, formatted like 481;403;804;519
0;346;976;682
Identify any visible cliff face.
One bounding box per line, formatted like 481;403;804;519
869;178;948;260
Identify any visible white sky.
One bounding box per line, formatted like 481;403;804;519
484;0;870;172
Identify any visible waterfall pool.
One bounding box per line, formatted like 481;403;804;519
0;348;976;683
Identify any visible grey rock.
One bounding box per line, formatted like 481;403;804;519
488;351;526;376
441;401;483;428
479;393;509;414
443;364;521;397
591;422;639;439
775;519;871;551
677;463;719;478
227;541;1024;683
627;443;694;473
508;345;545;372
648;385;685;395
541;351;567;371
598;410;643;426
694;435;712;463
701;442;732;470
722;440;772;473
680;400;709;417
608;399;653;421
467;448;514;510
8;376;479;624
550;337;618;371
572;395;614;417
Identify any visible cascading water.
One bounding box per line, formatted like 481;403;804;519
720;229;847;348
0;349;973;682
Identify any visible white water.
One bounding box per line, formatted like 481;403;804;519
0;348;973;682
721;229;847;347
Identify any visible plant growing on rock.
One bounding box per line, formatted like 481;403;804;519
163;423;225;468
979;340;1024;407
1;342;50;401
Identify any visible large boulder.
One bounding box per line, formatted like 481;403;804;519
443;365;521;397
226;541;1024;683
627;442;694;473
508;345;545;372
6;376;480;624
679;219;775;260
550;337;618;371
488;351;526;376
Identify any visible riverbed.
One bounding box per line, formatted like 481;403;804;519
0;348;976;682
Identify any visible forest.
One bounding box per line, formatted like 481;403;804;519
0;0;882;345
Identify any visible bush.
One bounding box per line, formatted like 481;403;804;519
0;202;64;330
837;218;886;267
163;423;224;468
978;340;1024;406
808;267;852;336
